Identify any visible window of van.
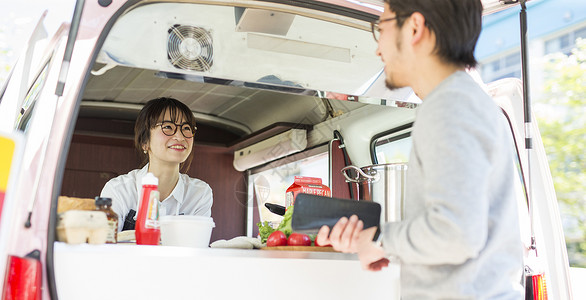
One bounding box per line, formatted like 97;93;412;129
373;130;412;164
15;61;49;132
250;151;328;225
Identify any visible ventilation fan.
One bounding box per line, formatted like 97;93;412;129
167;24;213;71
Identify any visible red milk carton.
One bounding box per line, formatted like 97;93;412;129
285;176;331;207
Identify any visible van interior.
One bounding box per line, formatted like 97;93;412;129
57;2;419;241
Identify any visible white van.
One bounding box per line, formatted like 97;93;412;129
0;0;575;299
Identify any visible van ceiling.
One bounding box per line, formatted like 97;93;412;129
78;0;512;148
78;1;408;147
81;64;369;147
79;0;517;147
95;3;383;98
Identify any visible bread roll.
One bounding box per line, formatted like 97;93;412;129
57;196;96;213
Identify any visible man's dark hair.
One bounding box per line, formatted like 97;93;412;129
386;0;482;68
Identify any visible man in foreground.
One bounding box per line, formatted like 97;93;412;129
316;1;525;299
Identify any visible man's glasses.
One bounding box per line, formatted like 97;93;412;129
371;16;401;42
155;121;197;138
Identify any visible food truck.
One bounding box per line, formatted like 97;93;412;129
0;0;574;299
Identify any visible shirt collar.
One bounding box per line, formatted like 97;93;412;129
168;175;185;205
135;164;184;205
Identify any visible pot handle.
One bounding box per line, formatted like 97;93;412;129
341;165;377;182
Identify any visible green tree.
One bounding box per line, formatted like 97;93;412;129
536;38;586;267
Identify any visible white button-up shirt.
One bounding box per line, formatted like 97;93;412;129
100;164;213;231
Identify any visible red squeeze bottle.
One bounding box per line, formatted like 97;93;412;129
136;172;161;245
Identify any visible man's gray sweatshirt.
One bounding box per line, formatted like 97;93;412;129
382;71;524;299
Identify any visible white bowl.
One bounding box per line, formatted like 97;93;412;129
160;215;215;248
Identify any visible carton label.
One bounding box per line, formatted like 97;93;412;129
285;176;331;207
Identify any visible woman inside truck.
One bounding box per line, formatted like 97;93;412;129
100;97;213;232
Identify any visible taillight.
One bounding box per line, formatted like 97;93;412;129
2;250;42;300
525;268;548;300
532;273;548;300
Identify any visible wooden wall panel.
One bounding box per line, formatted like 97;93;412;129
61;137;140;198
61;135;246;241
185;145;247;241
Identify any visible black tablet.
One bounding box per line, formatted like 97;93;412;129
291;194;381;237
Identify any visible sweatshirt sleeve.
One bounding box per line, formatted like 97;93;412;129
382;91;499;265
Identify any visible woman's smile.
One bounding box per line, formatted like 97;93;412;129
168;143;187;151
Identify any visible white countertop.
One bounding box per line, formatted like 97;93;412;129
53;242;401;300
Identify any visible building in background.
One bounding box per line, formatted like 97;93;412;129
476;0;586;96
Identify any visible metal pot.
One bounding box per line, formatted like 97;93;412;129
341;163;407;223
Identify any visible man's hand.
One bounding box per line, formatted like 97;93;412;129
315;215;390;272
316;215;363;253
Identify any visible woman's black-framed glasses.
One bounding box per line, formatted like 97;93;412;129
371;16;400;42
155;121;197;138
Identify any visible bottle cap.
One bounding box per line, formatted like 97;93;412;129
95;197;112;206
142;172;159;186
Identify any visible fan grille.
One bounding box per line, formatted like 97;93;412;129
167;25;213;71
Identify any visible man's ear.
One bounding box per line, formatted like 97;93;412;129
408;12;427;45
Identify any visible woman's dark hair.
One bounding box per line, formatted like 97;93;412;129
134;97;196;172
386;0;482;68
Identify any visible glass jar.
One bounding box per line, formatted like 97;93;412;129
95;197;118;243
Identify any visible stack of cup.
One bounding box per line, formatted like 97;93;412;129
159;215;215;248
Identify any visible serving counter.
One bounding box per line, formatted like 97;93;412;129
53;242;400;300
